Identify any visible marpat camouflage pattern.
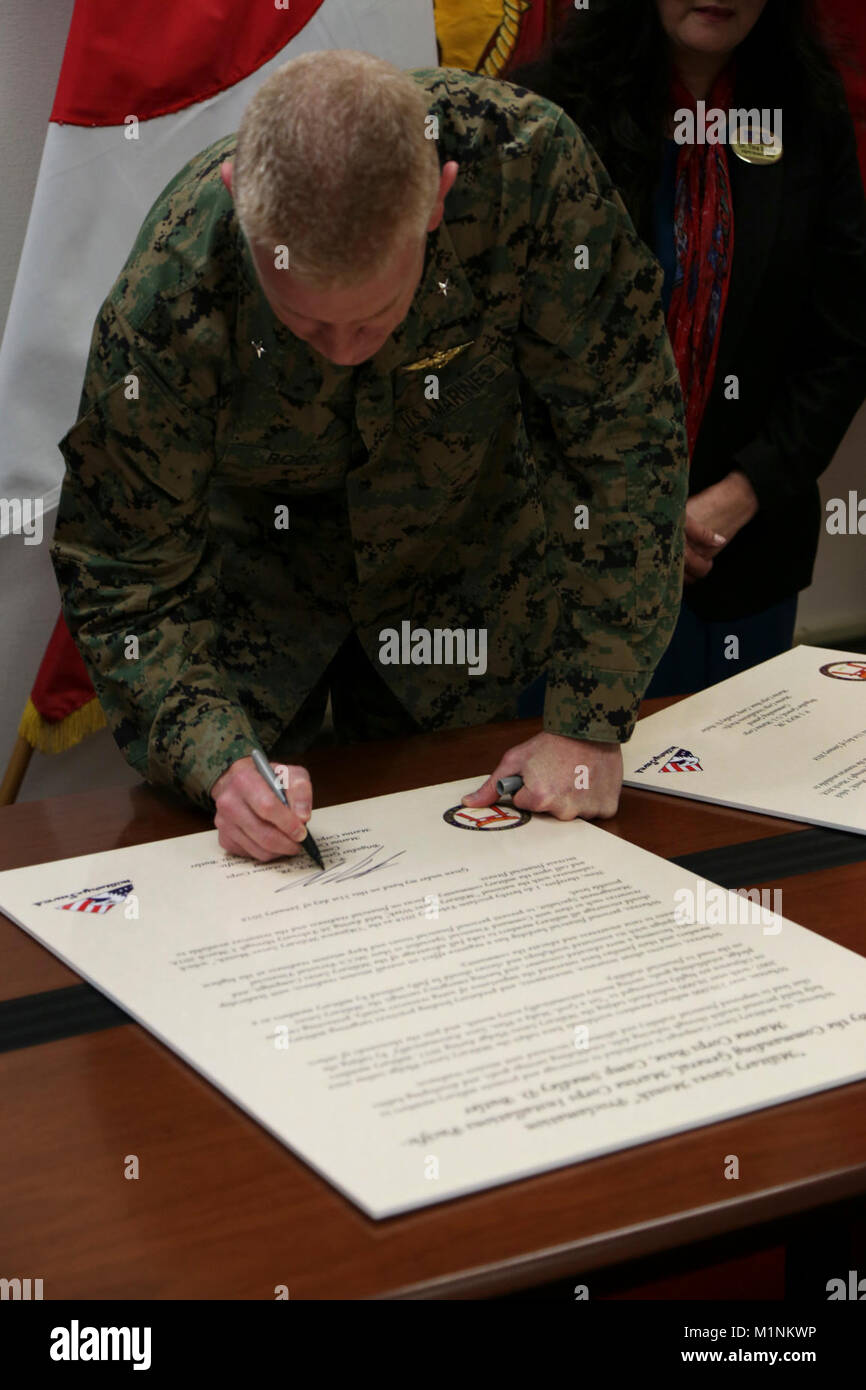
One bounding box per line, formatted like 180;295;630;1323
51;68;689;810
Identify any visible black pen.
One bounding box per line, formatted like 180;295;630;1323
251;748;324;870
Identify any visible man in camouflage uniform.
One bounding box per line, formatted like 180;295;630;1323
51;51;689;862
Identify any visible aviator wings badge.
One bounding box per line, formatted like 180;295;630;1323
400;340;474;373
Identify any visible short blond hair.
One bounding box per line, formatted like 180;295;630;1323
233;50;441;283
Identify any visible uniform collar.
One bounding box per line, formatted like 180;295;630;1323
237;230;292;355
369;217;477;378
234;217;477;380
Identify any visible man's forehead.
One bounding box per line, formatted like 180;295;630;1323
251;238;419;322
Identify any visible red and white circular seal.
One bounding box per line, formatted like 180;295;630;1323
443;804;530;831
819;660;866;681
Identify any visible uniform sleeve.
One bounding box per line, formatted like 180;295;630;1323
731;103;866;508
514;111;690;743
50;298;259;809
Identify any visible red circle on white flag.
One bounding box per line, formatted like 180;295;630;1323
52;0;328;125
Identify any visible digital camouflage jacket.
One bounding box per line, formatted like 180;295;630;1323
51;68;689;810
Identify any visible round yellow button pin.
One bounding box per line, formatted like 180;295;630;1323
730;128;783;165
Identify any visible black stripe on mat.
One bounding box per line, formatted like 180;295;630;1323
671;827;866;887
0;983;129;1054
3;828;865;1056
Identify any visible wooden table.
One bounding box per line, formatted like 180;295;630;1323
2;704;865;1300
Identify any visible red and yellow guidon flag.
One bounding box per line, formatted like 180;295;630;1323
434;0;571;78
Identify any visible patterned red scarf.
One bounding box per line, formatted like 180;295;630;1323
667;67;736;457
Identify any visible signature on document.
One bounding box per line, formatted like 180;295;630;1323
273;844;406;893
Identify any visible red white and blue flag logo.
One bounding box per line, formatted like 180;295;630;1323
659;749;703;773
55;881;135;914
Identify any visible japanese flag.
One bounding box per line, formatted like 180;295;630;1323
0;0;436;515
0;0;436;788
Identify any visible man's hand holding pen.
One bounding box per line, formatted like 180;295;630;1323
212;756;316;863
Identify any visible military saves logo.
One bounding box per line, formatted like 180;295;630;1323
443;805;530;830
633;746;703;775
32;880;135;914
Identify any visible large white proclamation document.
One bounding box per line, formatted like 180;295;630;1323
2;777;866;1217
623;646;866;834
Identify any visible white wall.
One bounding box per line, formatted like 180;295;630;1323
0;0;75;333
0;1;863;805
796;402;866;645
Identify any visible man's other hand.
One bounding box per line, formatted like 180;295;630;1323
461;732;623;821
211;757;313;861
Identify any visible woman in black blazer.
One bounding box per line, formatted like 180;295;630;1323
513;0;866;695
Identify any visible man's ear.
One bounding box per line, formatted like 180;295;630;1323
220;160;234;196
426;159;458;233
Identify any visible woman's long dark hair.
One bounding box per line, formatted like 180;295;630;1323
511;0;850;239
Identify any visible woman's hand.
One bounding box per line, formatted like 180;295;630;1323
684;469;759;584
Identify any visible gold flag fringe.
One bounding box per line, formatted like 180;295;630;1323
480;0;531;79
18;696;107;755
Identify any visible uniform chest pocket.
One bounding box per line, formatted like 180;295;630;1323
216;440;351;495
393;349;519;490
394;349;518;436
216;370;356;493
